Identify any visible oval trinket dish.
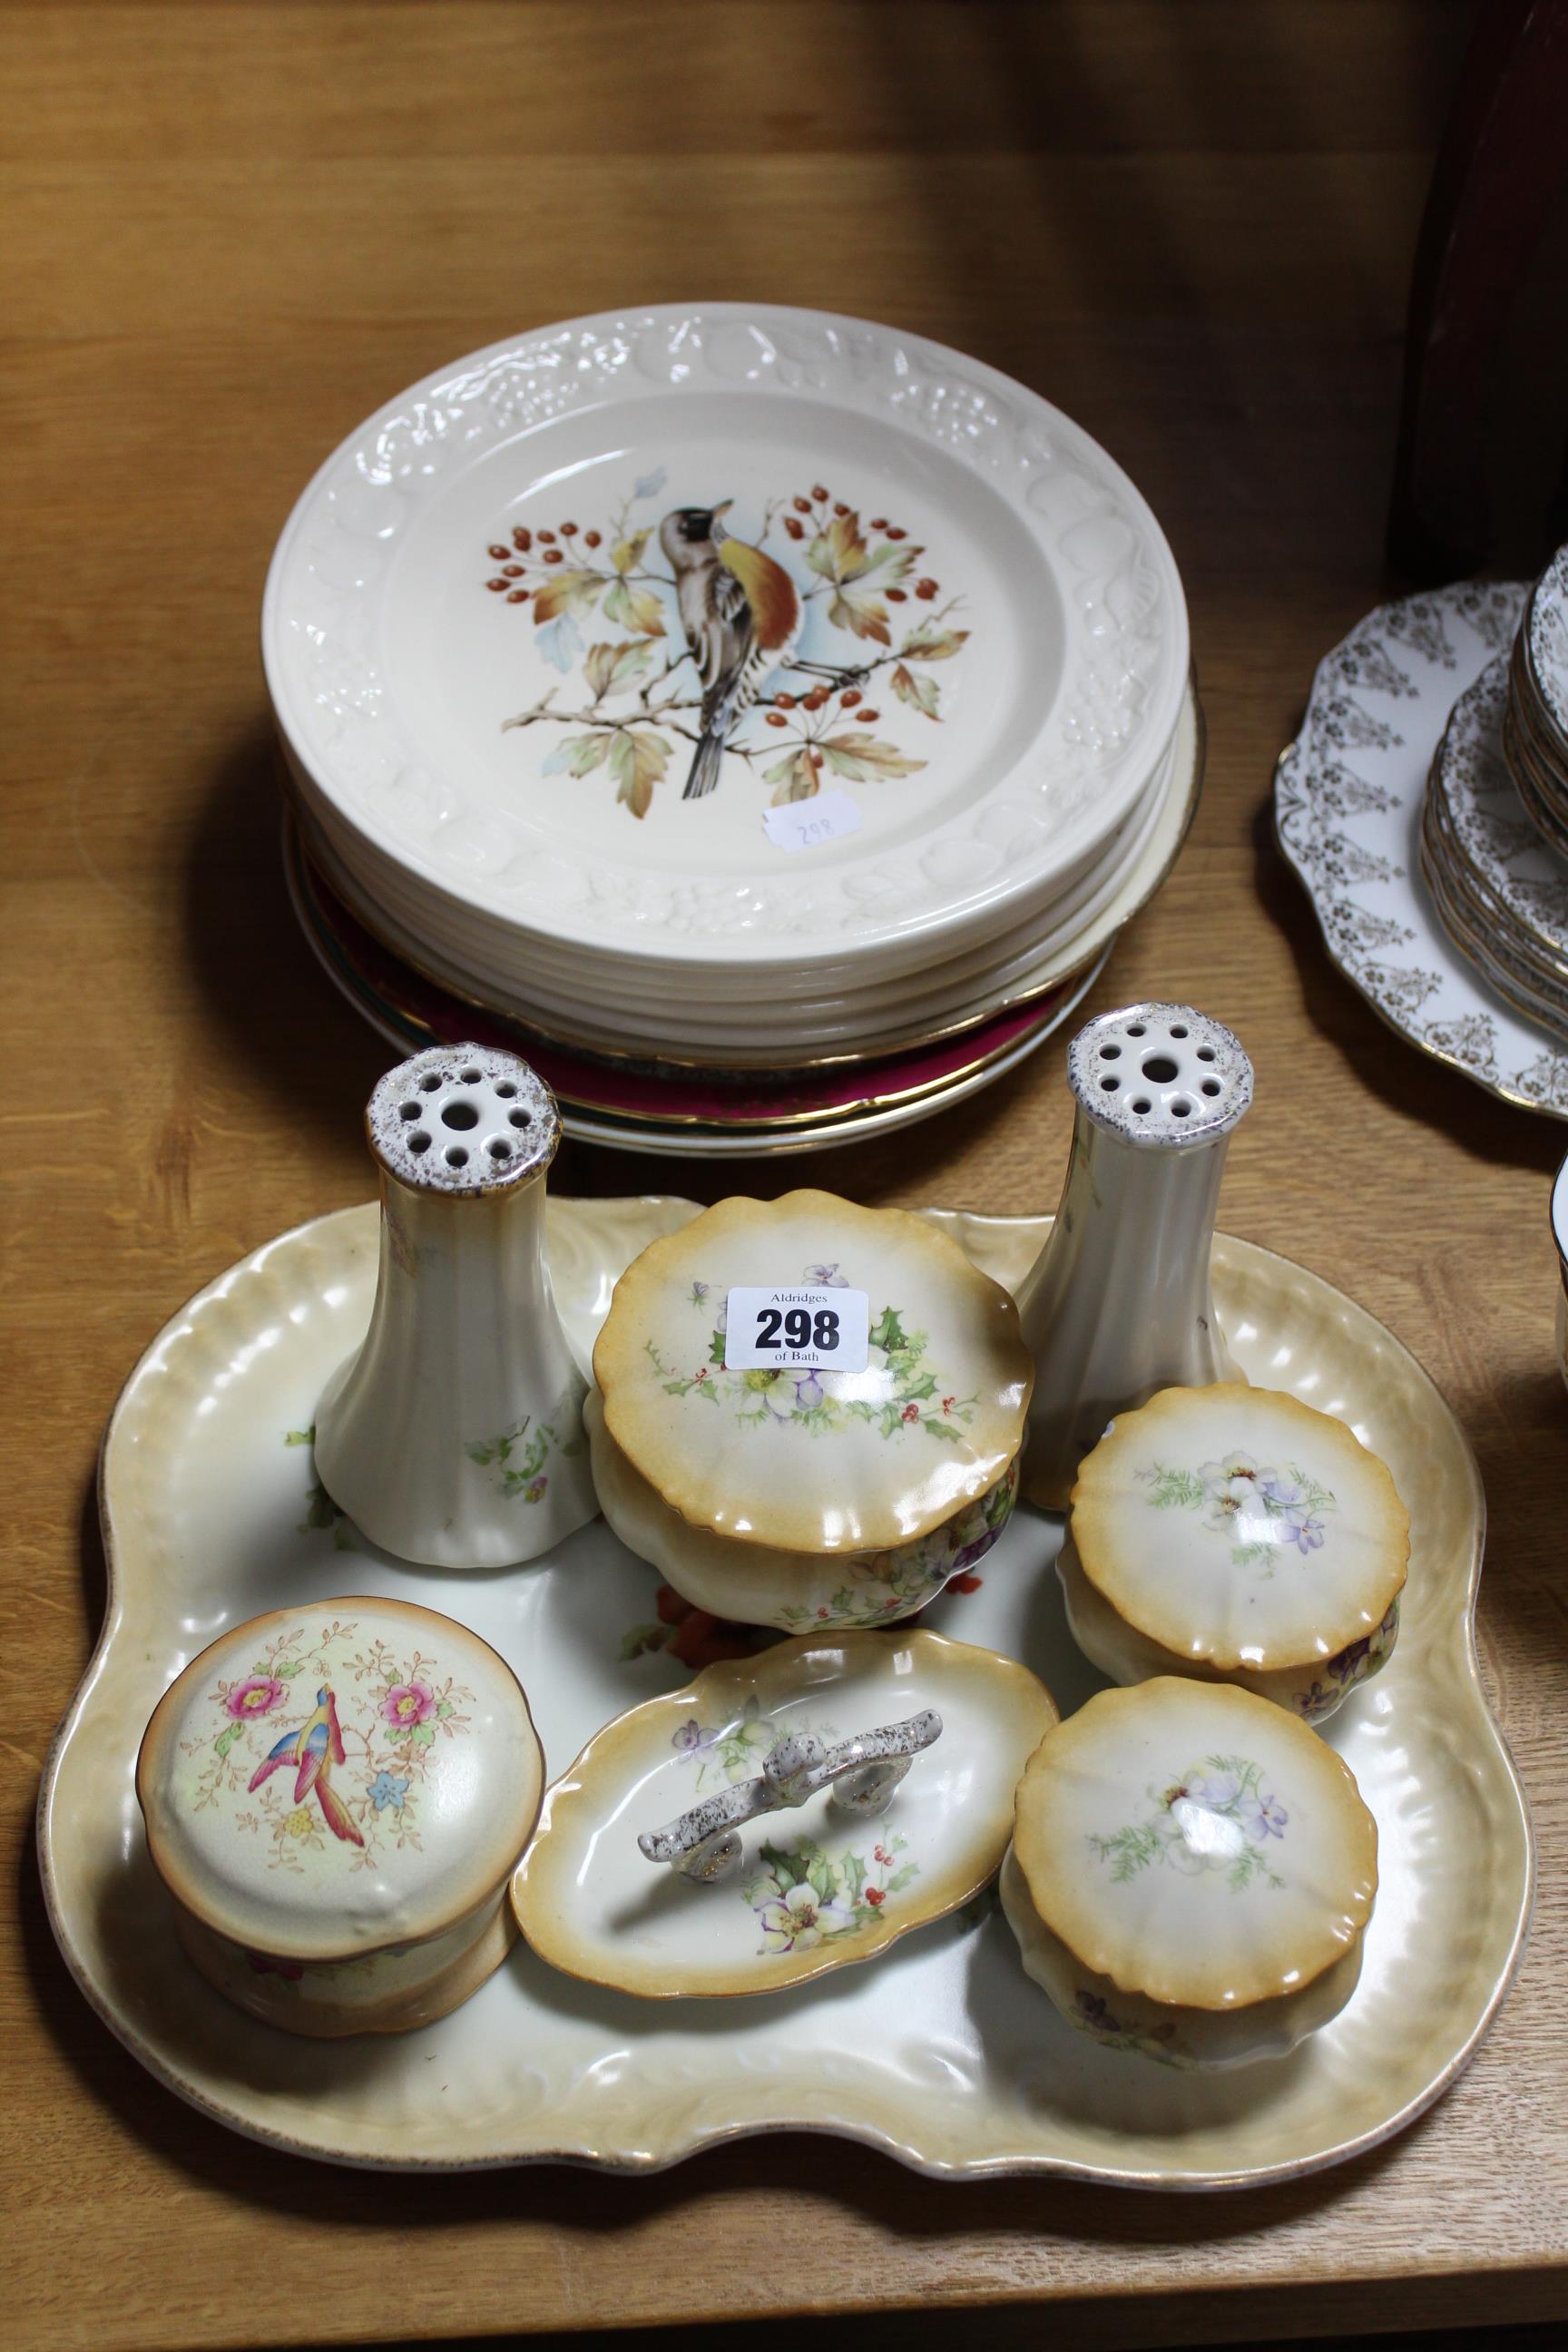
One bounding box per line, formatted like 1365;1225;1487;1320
1061;1384;1408;1721
135;1598;544;2036
588;1190;1033;1628
1004;1678;1378;2068
513;1630;1057;1998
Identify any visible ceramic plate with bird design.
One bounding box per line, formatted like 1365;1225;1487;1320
264;306;1188;983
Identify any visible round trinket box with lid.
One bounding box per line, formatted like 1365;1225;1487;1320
1004;1678;1378;2068
135;1598;544;2036
587;1189;1033;1629
1061;1384;1408;1721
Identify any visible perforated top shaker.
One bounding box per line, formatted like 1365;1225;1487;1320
1016;1004;1253;1509
314;1044;597;1567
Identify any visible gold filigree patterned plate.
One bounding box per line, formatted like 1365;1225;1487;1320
1275;582;1568;1118
39;1200;1532;2181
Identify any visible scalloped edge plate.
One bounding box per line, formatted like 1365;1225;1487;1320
261;305;1189;975
1274;580;1568;1120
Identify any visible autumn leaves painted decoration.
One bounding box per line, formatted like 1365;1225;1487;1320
485;478;969;818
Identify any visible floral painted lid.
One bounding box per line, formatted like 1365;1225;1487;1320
136;1598;543;1964
1013;1678;1377;2012
1071;1385;1409;1671
593;1190;1032;1553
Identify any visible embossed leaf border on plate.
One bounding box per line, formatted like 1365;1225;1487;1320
262;305;1189;962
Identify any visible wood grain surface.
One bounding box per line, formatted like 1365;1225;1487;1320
5;4;1567;2346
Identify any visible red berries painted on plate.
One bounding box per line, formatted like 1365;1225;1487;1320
486;578;508;592
584;530;601;547
543;548;564;564
513;526;532;550
487;544;509;561
766;711;788;727
840;688;861;706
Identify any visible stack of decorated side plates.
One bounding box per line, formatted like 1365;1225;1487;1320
265;306;1198;1152
1504;544;1568;855
1420;546;1568;1044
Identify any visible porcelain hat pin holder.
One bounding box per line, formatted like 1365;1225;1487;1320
315;1044;597;1568
640;1707;943;1882
1018;1004;1254;1509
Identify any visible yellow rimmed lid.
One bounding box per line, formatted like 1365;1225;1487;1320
1071;1384;1408;1671
593;1190;1032;1553
1013;1679;1377;2012
135;1597;543;1965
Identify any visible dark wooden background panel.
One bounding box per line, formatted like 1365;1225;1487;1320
5;5;1568;2347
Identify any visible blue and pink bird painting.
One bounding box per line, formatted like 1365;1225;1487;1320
247;1684;364;1846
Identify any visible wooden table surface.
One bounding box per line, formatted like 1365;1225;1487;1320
6;3;1568;2345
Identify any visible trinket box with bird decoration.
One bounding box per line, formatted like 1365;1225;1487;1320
134;1597;544;2037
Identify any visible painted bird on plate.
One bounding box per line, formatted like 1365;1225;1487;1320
659;502;802;799
247;1685;364;1846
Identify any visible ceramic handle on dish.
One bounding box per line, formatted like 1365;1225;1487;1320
639;1709;943;1882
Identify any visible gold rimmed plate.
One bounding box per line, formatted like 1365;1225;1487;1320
1276;581;1568;1119
284;813;1108;1151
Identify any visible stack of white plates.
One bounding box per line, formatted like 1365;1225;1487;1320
265;306;1195;1135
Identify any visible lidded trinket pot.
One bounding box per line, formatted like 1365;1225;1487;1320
1060;1384;1408;1721
315;1045;596;1568
587;1190;1032;1630
136;1597;544;2036
1003;1678;1377;2068
1018;1004;1253;1508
